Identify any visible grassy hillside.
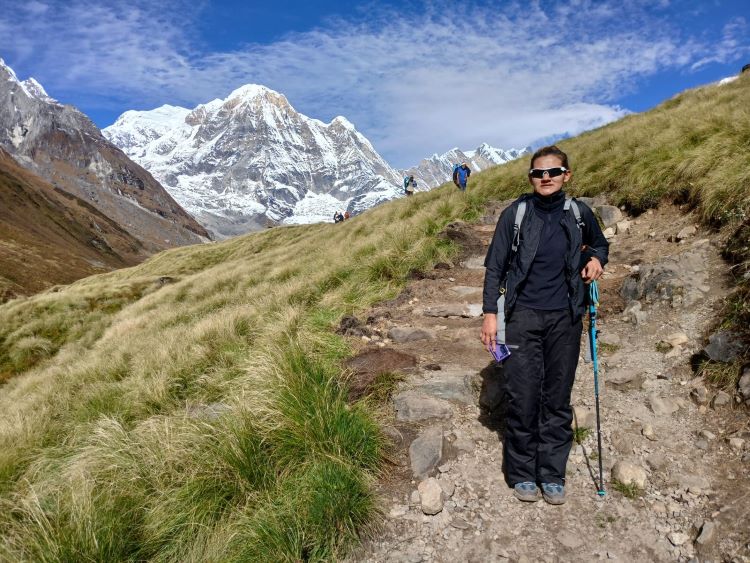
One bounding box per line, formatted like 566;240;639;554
0;72;748;561
0;149;144;302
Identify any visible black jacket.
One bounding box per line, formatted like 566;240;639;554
482;193;609;320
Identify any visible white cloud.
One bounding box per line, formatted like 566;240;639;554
0;0;747;167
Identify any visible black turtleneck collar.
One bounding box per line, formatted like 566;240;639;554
532;190;565;213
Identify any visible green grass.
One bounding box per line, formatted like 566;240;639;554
1;72;750;559
611;480;644;500
573;427;592;444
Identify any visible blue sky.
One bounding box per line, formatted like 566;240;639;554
1;0;748;167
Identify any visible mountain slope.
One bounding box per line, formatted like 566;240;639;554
0;72;748;561
0;59;209;251
0;148;144;301
104;86;404;237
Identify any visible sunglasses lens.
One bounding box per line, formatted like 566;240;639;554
529;167;565;178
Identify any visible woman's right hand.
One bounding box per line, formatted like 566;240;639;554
480;313;497;352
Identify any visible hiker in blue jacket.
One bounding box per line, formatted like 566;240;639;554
479;145;608;505
453;162;471;191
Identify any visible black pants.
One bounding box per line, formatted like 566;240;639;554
503;306;582;486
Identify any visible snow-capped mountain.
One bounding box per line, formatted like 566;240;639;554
104;86;404;237
0;59;209;252
400;143;530;190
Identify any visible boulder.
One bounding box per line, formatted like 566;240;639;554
612;460;648;488
695;521;717;546
415;367;475;404
595;205;623;228
388;327;435;343
704;330;744;363
648;393;679;416
394;391;452;421
418;477;444;515
409;426;444;477
608;368;645;391
424;303;483;318
711;390;732;408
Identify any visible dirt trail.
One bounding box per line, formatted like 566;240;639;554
347;203;749;563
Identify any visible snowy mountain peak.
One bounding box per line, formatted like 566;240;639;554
330;115;356;130
20;77;56;102
227;83;277;101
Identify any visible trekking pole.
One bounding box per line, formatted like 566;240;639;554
588;280;606;497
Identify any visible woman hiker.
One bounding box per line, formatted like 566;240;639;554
480;145;609;504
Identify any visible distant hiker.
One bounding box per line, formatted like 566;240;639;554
452;162;471;191
404;175;416;196
480;145;608;505
333;210;344;223
344;211;350;220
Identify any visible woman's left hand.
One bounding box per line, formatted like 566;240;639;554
581;257;603;284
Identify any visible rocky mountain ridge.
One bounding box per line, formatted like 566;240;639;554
104;86;527;238
0;59;209;252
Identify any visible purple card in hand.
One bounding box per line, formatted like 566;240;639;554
490;343;511;363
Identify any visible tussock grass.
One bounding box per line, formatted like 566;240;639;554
1;73;749;558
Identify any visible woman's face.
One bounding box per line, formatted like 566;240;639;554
529;155;571;197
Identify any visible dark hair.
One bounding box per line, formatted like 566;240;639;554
529;145;569;170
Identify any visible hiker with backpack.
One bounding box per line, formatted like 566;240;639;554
453;162;471;191
404;175;416;196
479;145;608;505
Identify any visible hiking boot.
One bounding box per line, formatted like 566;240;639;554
541;482;566;505
513;481;540;502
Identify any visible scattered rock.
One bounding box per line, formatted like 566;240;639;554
665;332;689;347
690;385;708;405
711;390;731;408
394;391;452;422
438;478;456;498
699;430;716;441
608;368;645;391
409;426;444;477
677;474;710;493
676;225;696;241
424;363;441;371
337;315;372;337
415;367;476;404
424;303;483;318
418;477;444;515
611;460;648;488
615;220;631;235
728;437;745;451
450;517;472;530
603;227;616;239
622;300;648;325
598;332;621;347
704;330;744;363
596;205;623;228
388;326;435;342
648;393;679;416
461;256;486;270
738;367;750;403
641;424;657;441
695;521;716;546
667;531;690;546
451;285;482;297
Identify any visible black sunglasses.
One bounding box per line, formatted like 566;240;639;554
528;167;568;179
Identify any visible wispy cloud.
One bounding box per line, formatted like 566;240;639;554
1;0;747;166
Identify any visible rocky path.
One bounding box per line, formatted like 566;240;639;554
345;202;750;563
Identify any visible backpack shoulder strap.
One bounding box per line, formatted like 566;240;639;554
565;197;584;229
511;200;526;253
